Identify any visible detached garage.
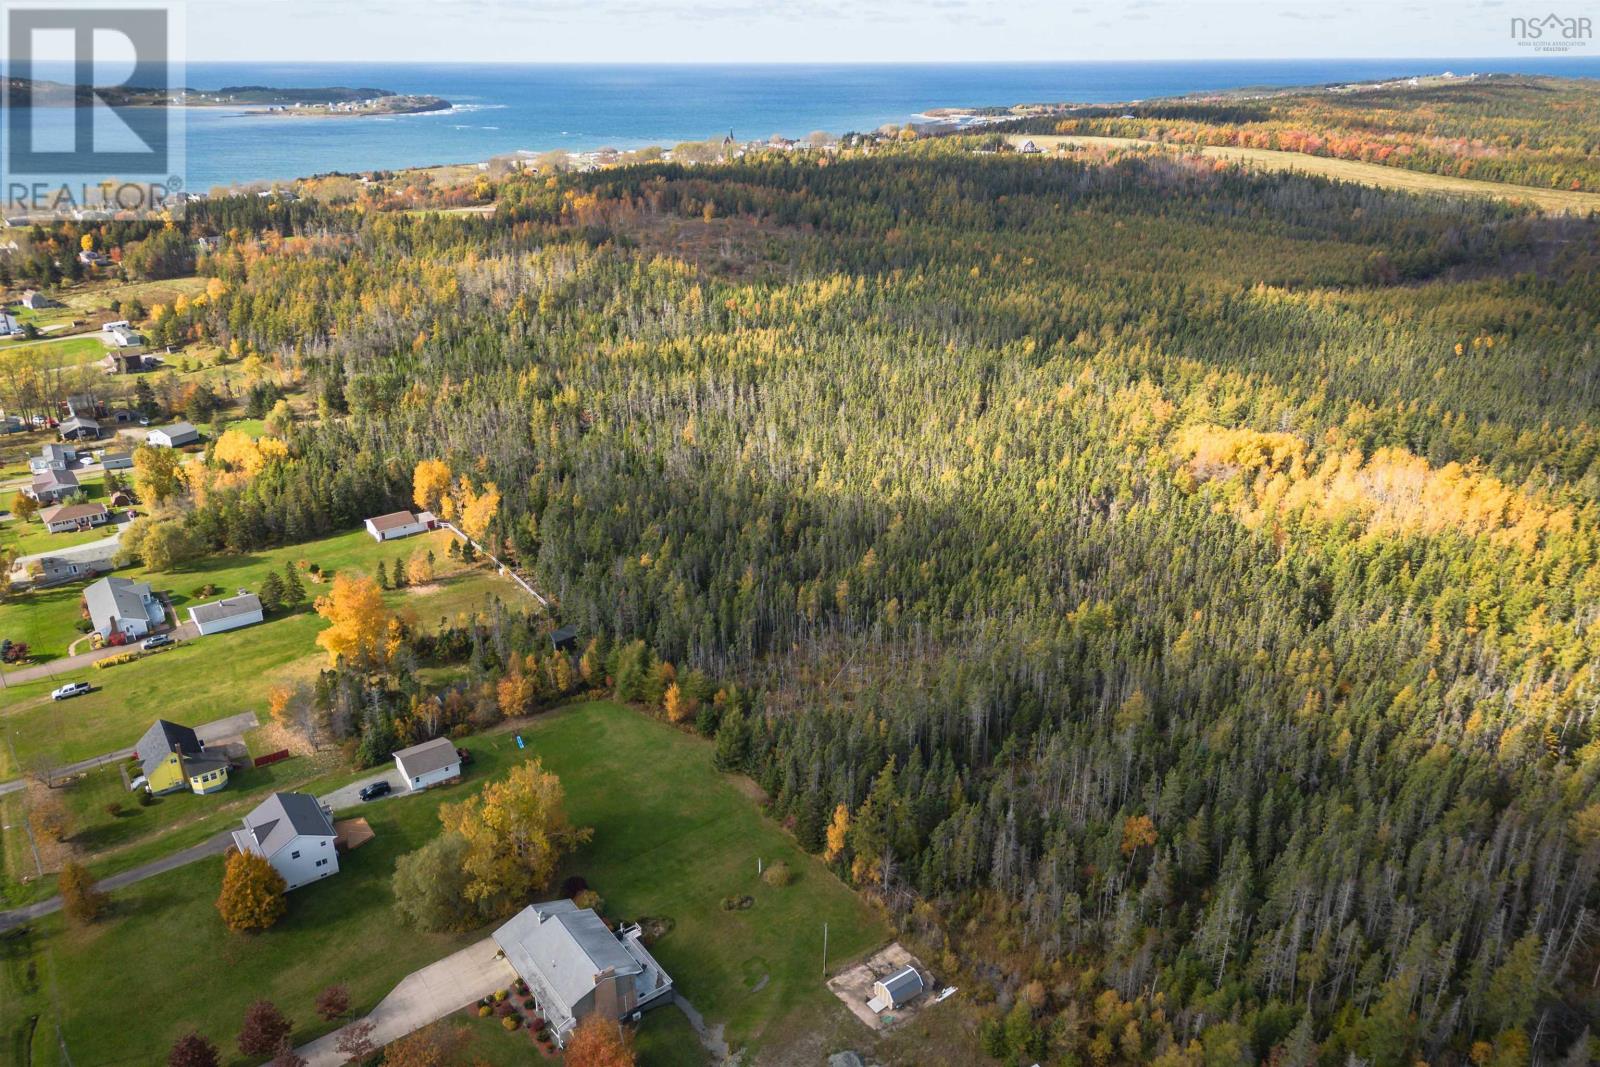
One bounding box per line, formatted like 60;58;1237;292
188;592;264;636
392;737;462;792
365;509;431;541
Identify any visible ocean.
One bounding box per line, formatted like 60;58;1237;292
24;58;1600;190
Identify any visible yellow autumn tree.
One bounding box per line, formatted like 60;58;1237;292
663;682;699;724
438;759;591;906
412;458;452;515
458;479;501;543
824;804;851;862
314;572;395;669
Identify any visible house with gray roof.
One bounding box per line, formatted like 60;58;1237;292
82;576;164;640
29;443;77;473
392;736;461;791
58;415;100;441
146;421;198;448
188;592;263;636
27;467;79;503
493;899;673;1046
231;792;339;890
134;719;231;795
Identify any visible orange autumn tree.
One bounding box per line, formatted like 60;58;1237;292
314;572;398;669
563;1015;636;1067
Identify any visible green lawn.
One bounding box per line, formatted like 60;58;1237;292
0;583;91;665
3;703;886;1064
1;527;518;764
0;337;106;369
0;515;119;559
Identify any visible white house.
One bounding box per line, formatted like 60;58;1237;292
231;792;339;890
146;421;199;448
38;502;110;534
493;900;674;1047
188;592;264;636
83;576;164;641
392;737;461;791
365;509;430;541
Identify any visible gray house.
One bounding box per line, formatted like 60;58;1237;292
30;443;77;473
493;900;674;1047
83;576;164;640
27;467;79;503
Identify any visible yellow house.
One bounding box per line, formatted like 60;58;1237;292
134;719;231;795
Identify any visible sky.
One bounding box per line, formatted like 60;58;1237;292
184;0;1586;63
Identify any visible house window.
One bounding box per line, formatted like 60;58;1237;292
316;858;328;867
291;850;301;859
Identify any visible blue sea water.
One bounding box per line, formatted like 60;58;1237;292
26;58;1600;190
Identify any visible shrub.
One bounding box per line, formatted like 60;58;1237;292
573;888;604;913
104;801;123;818
494;989;508;1001
501;1015;520;1031
762;861;794;887
477;1005;492;1018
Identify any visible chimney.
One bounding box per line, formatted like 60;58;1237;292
591;968;620;1021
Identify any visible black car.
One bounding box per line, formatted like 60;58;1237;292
358;780;392;801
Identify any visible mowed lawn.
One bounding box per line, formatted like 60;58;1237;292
0;336;107;368
8;703;885;1064
0;527;521;765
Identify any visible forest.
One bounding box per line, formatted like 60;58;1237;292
16;110;1600;1065
999;74;1600;193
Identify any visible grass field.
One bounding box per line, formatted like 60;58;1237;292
0;512;121;560
1008;134;1600;214
1;703;886;1065
0;337;108;369
0;527;522;765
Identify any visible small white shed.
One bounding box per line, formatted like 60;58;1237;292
392;737;461;791
365;509;429;541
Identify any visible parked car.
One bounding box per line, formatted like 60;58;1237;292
51;681;91;700
358;780;392;802
141;633;172;650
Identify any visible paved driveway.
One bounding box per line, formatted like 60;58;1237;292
296;938;516;1066
320;767;405;812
